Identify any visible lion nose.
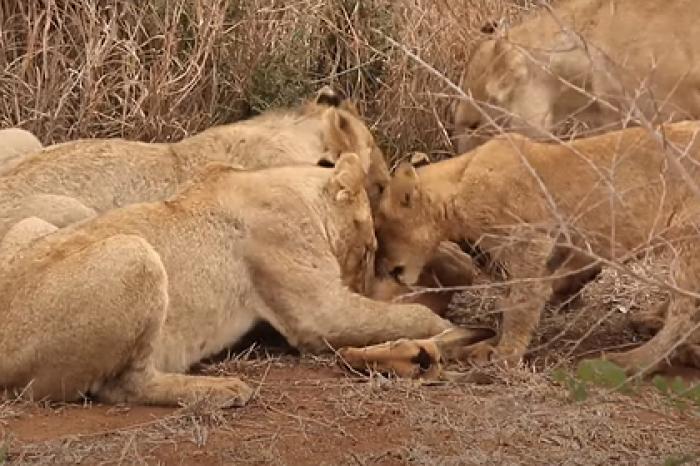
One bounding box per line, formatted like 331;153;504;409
389;265;405;280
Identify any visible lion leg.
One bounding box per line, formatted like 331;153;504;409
545;236;601;307
247;251;489;377
279;290;461;379
1;234;168;401
675;344;700;368
465;230;555;366
426;241;475;286
279;291;455;351
0;234;251;406
98;369;253;408
604;240;700;374
417;241;475;315
338;326;497;379
87;236;251;407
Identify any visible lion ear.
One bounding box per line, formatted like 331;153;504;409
315;85;345;108
485;39;527;104
324;107;351;146
390;162;419;207
322;107;370;172
409;151;430;168
330;152;365;203
315;86;361;118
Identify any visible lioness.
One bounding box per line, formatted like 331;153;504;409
453;0;700;153
0;128;42;175
0;89;473;310
0;153;493;405
0;88;390;238
374;122;700;374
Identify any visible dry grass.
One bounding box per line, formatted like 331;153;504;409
0;0;533;163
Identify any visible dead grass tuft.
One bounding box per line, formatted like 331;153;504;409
0;0;532;162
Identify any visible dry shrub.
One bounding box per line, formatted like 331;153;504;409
0;0;532;161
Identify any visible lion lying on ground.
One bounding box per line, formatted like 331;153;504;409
0;128;42;175
0;88;390;239
0;88;474;309
453;0;700;153
0;153;493;405
368;122;700;375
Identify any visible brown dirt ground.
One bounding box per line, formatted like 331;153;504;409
2;260;700;465
2;357;699;466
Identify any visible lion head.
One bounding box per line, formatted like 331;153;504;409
374;161;443;286
324;151;378;294
453;36;552;154
304;87;391;214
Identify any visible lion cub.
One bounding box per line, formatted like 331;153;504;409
0;154;494;406
375;122;700;374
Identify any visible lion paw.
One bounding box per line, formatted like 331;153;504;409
459;342;524;369
337;339;442;379
190;376;254;408
462;341;497;365
601;348;661;375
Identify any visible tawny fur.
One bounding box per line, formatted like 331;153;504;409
0;93;390;239
0;90;465;313
454;0;700;153
0;154;466;406
376;121;700;374
0;128;42;175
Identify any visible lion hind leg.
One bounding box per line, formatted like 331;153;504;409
1;234;170;401
675;344;700;369
604;238;700;375
630;301;668;335
550;256;602;308
2;232;253;407
64;235;253;408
